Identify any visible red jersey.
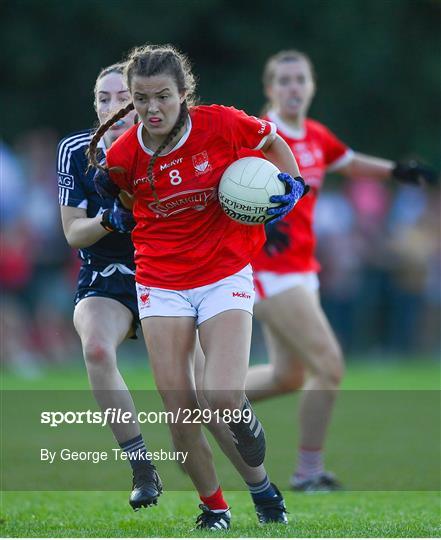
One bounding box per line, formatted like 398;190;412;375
249;111;353;273
106;105;276;289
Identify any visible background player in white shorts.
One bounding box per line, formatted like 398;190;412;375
245;50;437;491
194;49;437;493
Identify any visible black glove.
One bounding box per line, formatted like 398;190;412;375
100;200;135;234
94;167;121;199
264;221;291;256
392;160;438;186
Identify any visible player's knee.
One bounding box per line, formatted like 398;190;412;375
274;367;305;392
311;341;345;387
158;389;199;414
82;338;114;367
327;343;345;384
170;419;201;447
204;392;243;417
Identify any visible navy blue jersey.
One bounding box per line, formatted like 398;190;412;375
57;129;134;268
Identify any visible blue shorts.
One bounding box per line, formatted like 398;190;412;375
75;263;139;339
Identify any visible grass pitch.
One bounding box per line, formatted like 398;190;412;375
1;490;440;537
1;359;440;537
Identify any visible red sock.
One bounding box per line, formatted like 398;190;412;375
200;486;229;511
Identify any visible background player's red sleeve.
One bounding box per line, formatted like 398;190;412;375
320;125;351;168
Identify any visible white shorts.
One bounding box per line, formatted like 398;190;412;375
253;271;319;303
136;265;255;325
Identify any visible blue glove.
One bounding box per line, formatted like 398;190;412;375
100;200;135;234
94;168;121;199
267;173;310;224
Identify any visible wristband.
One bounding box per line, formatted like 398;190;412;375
100;209;114;232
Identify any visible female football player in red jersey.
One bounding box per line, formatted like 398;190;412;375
244;50;436;491
88;44;308;530
58;64;162;510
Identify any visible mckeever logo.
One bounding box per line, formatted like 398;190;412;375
148;187;217;218
232;291;251;299
160;157;184;171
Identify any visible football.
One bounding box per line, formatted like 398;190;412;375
218;157;285;225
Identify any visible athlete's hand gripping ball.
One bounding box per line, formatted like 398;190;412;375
392;160;438;186
267;173;310;224
94;168;121;199
100;200;135;234
264;221;291;256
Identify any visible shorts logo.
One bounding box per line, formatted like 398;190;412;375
58;173;75;190
139;287;151;307
232;291;251;299
192;151;211;176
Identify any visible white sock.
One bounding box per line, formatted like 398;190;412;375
294;447;324;480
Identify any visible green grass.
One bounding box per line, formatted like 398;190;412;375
1;360;440;537
2;357;440;390
1;491;440;537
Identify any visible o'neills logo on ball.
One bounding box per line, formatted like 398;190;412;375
149;188;217;218
219;193;269;224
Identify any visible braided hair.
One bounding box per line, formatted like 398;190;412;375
145;100;189;201
87;102;134;171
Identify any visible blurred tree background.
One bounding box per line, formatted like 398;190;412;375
1;0;440;370
2;0;440;166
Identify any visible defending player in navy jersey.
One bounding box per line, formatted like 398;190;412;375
57;63;162;510
58;129;135;267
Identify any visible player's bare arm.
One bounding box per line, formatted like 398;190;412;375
261;133;301;178
337;152;438;185
61;205;109;249
336;152;394;179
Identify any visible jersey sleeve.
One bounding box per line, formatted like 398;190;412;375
57;138;88;208
216;106;276;151
320;125;354;172
106;141;133;194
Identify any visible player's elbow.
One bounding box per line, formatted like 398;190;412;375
64;232;92;249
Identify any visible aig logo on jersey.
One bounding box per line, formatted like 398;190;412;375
58;173;75;190
192;151;211;176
